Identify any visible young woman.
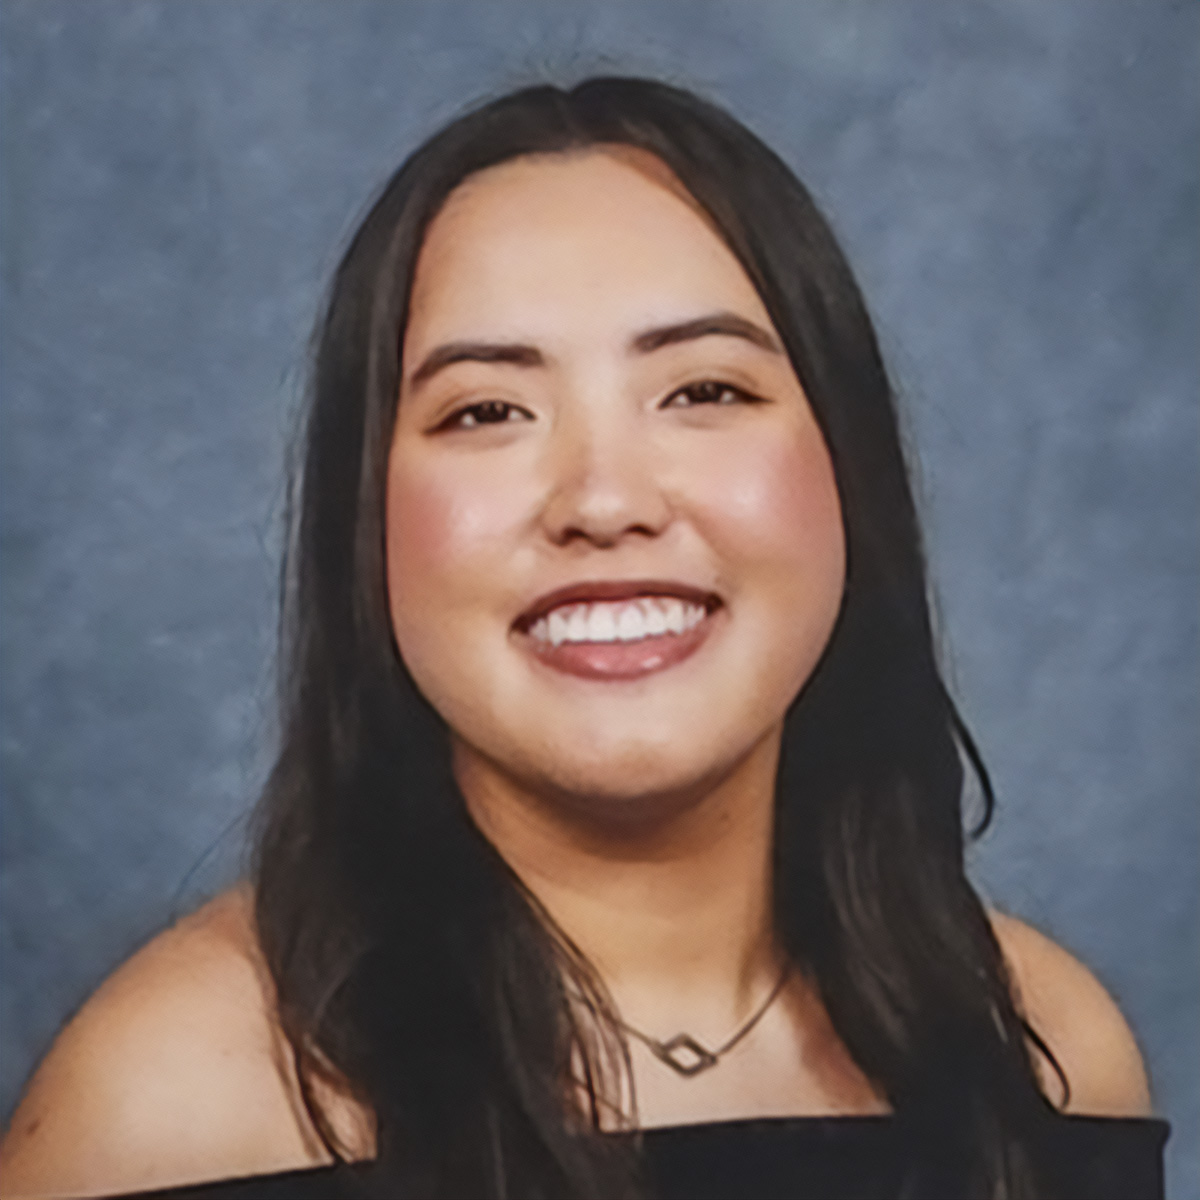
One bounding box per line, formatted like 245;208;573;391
0;78;1166;1200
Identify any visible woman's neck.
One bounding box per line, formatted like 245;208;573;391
453;727;785;1032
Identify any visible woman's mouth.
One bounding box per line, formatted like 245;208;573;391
516;590;721;681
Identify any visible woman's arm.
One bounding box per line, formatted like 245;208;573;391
0;890;333;1198
990;911;1153;1117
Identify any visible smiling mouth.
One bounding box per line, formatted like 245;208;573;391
514;586;722;681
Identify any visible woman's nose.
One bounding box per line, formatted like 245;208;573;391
537;420;673;549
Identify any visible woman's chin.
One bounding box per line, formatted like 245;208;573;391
533;776;727;833
467;732;770;832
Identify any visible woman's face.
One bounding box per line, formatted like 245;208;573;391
387;149;844;813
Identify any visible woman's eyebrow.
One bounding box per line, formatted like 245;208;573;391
407;311;783;391
408;342;543;389
630;311;784;356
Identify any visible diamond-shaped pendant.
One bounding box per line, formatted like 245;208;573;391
652;1034;719;1077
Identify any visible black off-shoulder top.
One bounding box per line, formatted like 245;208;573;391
110;1113;1168;1200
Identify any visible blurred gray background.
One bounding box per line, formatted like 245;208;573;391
2;0;1196;1193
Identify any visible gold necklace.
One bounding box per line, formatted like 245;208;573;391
611;966;791;1077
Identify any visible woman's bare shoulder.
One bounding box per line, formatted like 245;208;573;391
0;886;336;1198
989;911;1153;1118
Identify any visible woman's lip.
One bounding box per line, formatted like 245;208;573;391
518;607;718;682
514;578;721;631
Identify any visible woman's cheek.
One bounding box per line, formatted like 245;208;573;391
386;456;517;619
697;428;844;577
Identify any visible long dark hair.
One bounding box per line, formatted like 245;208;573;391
253;77;1058;1198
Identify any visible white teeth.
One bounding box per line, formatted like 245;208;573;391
641;598;668;636
548;609;570;646
663;598;685;634
587;604;618;642
528;597;709;644
566;607;590;641
616;604;645;641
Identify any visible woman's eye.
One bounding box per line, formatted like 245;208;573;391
661;380;761;408
438;400;531;430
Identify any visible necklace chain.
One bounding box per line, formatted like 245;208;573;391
611;966;791;1078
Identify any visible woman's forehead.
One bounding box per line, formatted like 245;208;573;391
402;149;773;357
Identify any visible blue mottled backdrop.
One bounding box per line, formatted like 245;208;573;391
2;1;1196;1193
